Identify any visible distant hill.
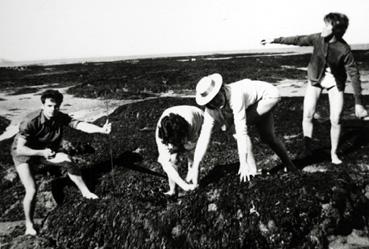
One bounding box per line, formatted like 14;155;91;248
1;43;368;68
0;58;15;66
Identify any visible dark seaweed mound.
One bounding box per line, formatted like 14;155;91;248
1;50;369;249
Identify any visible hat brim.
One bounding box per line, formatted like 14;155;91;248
195;74;223;106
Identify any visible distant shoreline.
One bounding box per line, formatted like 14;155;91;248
1;43;368;68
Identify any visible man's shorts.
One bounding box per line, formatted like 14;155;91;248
11;139;81;175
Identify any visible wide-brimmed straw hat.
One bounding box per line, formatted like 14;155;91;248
195;73;223;106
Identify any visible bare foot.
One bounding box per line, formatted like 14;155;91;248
83;192;99;199
25;226;37;236
331;154;342;165
164;190;175;196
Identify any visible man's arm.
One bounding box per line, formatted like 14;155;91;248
344;51;363;104
262;33;318;47
233;104;256;182
160;153;195;191
191;111;215;186
75;120;111;134
16;136;54;158
344;50;369;118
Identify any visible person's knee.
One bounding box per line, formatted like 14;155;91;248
330;112;342;126
259;132;275;144
330;116;342;127
303;110;315;122
25;185;37;198
65;163;81;176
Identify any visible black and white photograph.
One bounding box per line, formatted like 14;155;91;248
1;0;369;248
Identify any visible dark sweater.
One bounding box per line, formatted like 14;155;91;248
272;33;362;103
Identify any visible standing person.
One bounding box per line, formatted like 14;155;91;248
156;105;203;196
11;90;112;235
191;73;298;185
261;12;369;164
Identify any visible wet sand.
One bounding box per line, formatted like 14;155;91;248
0;86;128;141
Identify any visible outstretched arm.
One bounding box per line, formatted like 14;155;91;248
75;120;111;134
261;33;318;47
191;111;214;186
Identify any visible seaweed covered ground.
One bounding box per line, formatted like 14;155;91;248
0;116;10;135
1;51;369;249
1;50;367;99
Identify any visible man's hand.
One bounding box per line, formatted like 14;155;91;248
100;119;112;134
238;163;257;182
260;38;274;46
182;183;197;192
185;166;197;183
355;104;369;120
41;148;55;159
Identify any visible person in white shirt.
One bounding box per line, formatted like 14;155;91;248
191;73;298;184
156;105;203;195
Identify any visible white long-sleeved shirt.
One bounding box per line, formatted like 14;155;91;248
156;105;204;165
193;79;280;168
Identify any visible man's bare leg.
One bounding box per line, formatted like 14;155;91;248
302;83;322;142
47;153;98;199
165;175;176;196
257;112;297;172
15;163;37;235
328;87;344;164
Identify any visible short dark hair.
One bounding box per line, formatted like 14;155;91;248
158;113;189;149
41;90;63;105
324;12;349;38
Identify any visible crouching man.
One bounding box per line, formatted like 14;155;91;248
156;105;203;196
192;73;298;184
11;90;111;235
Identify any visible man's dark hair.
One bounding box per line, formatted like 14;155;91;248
324;12;349;38
41;90;63;105
158;113;189;149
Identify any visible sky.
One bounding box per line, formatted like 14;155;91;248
0;0;368;62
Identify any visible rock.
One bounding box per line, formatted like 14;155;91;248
208;203;217;212
3;168;17;182
206;188;220;202
37;192;57;211
171;224;182;239
346;229;369;247
267;220;277;233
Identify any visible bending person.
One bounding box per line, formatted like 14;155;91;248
156;105;203;196
192;73;298;184
11;90;111;235
261;12;369;164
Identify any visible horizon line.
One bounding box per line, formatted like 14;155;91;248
1;43;369;68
